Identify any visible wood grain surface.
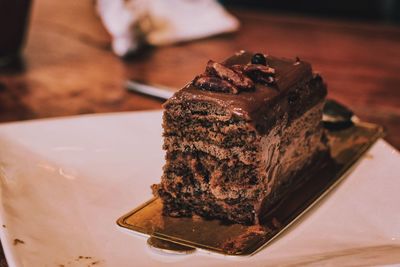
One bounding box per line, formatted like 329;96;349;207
0;0;399;265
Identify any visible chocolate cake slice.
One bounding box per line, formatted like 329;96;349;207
152;51;329;225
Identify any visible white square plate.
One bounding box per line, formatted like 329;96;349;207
0;111;399;267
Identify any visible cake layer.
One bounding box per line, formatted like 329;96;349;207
163;116;257;148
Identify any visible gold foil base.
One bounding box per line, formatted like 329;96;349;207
117;121;384;256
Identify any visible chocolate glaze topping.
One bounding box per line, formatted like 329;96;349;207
166;51;326;133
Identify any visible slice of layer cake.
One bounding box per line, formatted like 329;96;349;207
152;51;329;225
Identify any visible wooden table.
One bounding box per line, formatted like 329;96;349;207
0;0;399;265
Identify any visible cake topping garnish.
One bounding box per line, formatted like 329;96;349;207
193;53;276;94
205;60;254;90
194;75;239;94
242;64;275;85
251;53;267;65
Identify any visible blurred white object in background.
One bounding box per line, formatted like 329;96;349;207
96;0;240;56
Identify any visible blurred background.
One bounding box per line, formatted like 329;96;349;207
0;0;399;148
227;0;400;22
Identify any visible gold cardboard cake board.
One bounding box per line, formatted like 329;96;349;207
117;121;384;256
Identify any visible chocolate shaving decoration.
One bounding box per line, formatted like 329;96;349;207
193;75;239;94
206;61;254;90
243;64;276;85
193;56;277;94
230;64;244;74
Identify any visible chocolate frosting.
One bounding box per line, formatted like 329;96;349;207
165;51;325;133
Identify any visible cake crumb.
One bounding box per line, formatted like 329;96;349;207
192;215;202;222
365;153;374;159
77;256;92;261
13;239;25;246
221;225;266;254
272;217;282;228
